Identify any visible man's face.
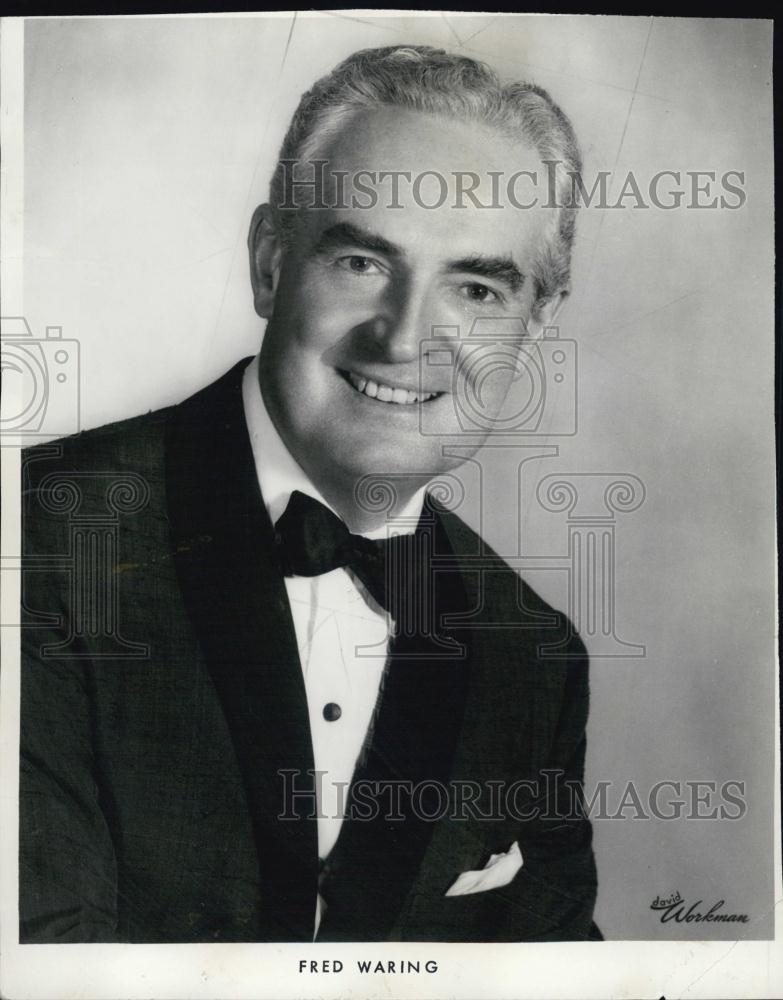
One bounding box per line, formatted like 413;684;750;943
251;107;561;491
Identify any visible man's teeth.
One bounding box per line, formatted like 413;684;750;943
347;372;437;404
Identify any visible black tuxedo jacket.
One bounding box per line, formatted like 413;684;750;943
20;359;599;944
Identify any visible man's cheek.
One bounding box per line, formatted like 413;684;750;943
299;285;376;343
456;359;514;401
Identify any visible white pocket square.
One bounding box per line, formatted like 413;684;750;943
445;841;523;897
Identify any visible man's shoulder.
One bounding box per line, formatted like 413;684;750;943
21;408;174;546
23;406;171;474
437;504;587;663
436;504;558;615
22;356;252;478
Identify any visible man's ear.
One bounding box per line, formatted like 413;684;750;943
248;204;282;319
526;289;568;339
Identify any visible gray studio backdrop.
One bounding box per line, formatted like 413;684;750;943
21;14;775;939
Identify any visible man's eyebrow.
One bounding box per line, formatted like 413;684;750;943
311;222;401;257
310;226;526;292
447;255;526;293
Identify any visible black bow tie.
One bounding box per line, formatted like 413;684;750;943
273;490;418;617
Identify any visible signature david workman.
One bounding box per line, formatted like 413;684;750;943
651;891;749;925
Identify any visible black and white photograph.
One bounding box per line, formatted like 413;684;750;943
0;10;778;1000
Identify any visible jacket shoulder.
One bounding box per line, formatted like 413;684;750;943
22;406;172;480
438;505;587;663
22;357;252;477
21;408;174;561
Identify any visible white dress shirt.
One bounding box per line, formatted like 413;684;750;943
241;356;425;869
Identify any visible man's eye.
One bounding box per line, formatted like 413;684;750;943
462;283;499;303
337;255;379;274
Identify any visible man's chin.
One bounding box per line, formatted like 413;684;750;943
336;443;461;492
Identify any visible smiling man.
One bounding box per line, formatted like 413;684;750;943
20;45;599;944
250;101;564;522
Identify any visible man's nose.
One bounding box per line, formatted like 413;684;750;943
364;280;433;364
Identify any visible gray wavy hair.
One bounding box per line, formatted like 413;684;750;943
269;45;582;306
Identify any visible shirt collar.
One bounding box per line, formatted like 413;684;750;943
242;354;425;539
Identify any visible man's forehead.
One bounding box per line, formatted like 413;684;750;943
322;105;542;177
289;106;554;261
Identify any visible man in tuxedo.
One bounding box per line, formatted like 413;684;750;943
20;45;600;943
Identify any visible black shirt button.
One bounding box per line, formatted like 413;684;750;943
323;702;342;722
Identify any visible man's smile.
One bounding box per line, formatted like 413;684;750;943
339;369;443;405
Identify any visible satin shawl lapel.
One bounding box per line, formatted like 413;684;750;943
165;359;318;941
